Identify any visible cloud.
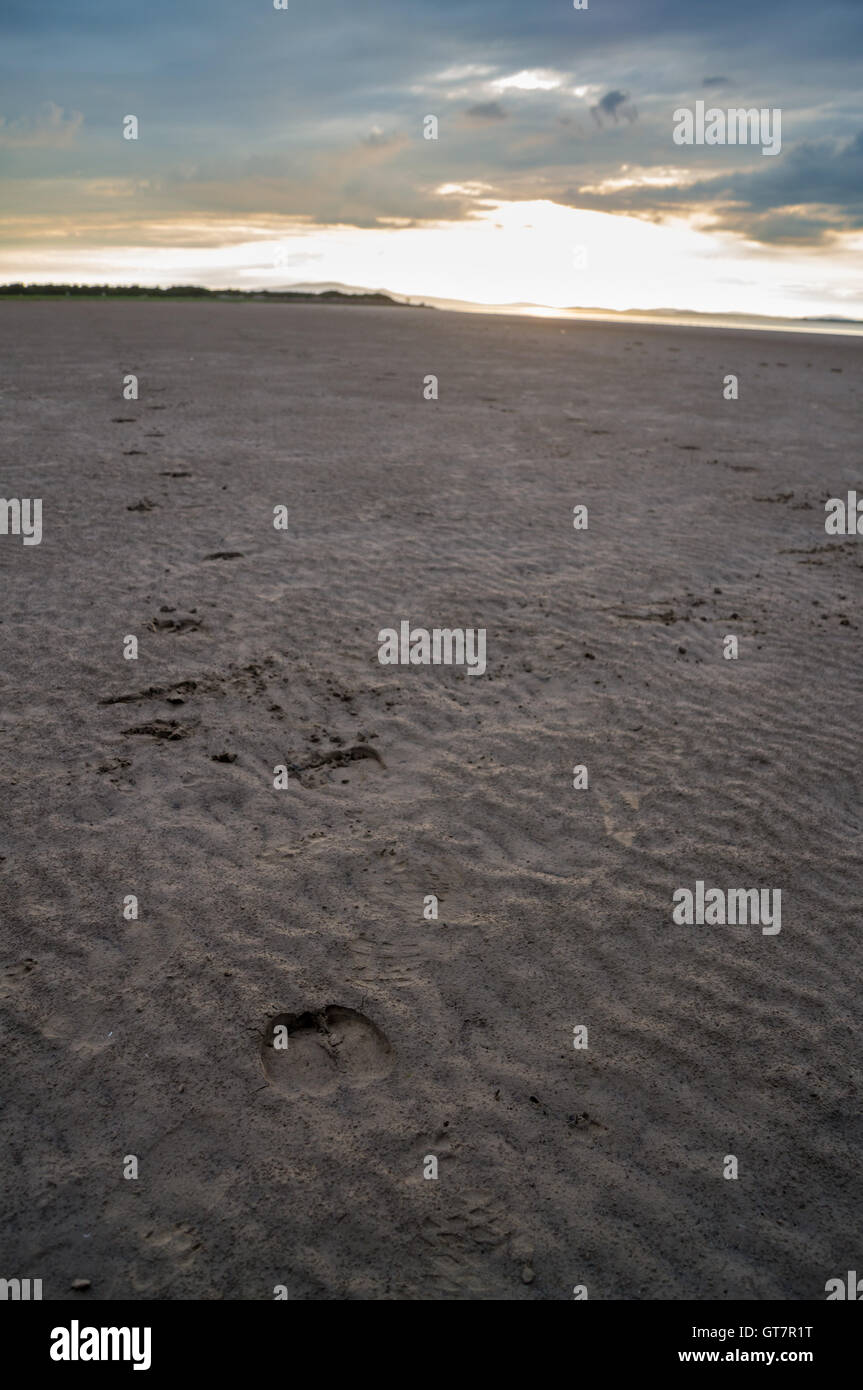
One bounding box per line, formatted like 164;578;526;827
465;101;507;121
0;101;83;148
432;63;496;84
590;90;638;126
491;70;563;93
555;131;863;245
362;127;396;147
1;0;862;256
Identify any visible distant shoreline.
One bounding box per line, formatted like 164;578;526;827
0;284;411;307
3;283;861;336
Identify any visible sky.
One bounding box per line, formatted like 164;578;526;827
2;0;863;318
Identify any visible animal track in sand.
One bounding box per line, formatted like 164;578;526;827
121;718;196;741
419;1191;514;1296
0;958;39;998
142;1221;202;1270
261;1006;394;1096
147;613;202;633
100;659;276;712
597;790;641;848
303;743;385;770
287;743;386;787
100;680;198;706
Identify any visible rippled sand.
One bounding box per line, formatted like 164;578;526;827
1;300;861;1299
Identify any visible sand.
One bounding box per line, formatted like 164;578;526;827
1;300;861;1300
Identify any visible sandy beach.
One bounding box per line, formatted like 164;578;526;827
1;299;861;1300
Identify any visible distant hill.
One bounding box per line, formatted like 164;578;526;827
2;282;859;332
0;282;409;306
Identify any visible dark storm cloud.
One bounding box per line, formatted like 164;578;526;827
1;0;862;246
590;91;637;126
555;130;863;245
466;102;507;121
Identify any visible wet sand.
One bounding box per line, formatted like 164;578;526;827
1;300;861;1299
